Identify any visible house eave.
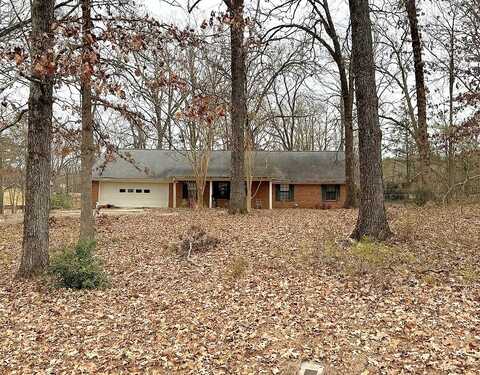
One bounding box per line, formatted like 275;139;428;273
93;176;346;185
93;177;171;183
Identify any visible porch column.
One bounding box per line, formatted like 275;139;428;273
173;181;177;208
268;181;273;210
209;181;213;208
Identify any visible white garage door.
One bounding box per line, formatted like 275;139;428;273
98;181;169;208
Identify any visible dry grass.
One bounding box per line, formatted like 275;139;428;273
225;255;249;281
319;237;416;278
0;205;479;374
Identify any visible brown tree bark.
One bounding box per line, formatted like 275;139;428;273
340;64;355;208
0;141;4;215
18;0;55;278
228;0;247;214
446;28;456;191
79;0;95;242
405;0;430;181
349;0;392;241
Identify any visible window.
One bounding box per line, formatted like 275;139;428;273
119;189;126;193
144;189;151;193
276;184;294;202
214;182;230;199
127;189;134;193
136;189;142;193
322;185;340;201
182;181;197;199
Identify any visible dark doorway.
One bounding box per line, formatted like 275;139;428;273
213;181;230;199
212;181;230;208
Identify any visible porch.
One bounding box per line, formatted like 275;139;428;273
172;180;274;209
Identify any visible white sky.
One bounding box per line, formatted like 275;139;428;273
143;0;222;25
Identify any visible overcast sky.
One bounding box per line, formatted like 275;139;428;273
143;0;222;25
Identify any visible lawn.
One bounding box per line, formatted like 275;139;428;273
0;206;479;374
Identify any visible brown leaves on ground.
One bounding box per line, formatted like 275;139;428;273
0;205;479;374
170;225;220;258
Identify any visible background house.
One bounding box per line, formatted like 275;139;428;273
92;150;347;209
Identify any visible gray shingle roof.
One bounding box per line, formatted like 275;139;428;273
93;150;346;184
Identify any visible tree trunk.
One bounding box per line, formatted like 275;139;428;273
0;144;4;215
447;30;456;192
340;64;355;208
349;0;392;241
405;0;430;182
246;183;252;212
228;0;247;214
12;188;17;214
344;99;356;208
17;0;55;278
79;0;95;242
245;139;253;213
196;181;205;209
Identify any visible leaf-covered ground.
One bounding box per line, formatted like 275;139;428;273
0;205;479;374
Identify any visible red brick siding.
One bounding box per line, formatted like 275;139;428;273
92;181;99;208
272;183;346;209
273;184;317;209
249;182;346;209
321;184;347;209
250;181;269;209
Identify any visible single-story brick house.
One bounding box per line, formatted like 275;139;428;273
92;150;347;209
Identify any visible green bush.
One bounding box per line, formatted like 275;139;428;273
49;241;109;289
51;193;73;210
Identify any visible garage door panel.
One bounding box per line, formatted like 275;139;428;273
99;182;169;208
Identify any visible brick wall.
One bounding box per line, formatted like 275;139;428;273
249;182;346;209
272;183;346;209
273;184;319;209
92;181;99;208
251;181;269;209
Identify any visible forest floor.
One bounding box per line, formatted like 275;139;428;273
0;205;479;374
0;208;147;225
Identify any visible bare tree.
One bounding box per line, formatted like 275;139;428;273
188;2;248;212
227;0;248;214
0;136;4;215
18;0;55;277
423;0;461;191
265;0;356;207
405;0;430;184
349;0;391;240
79;0;95;241
179;95;223;209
